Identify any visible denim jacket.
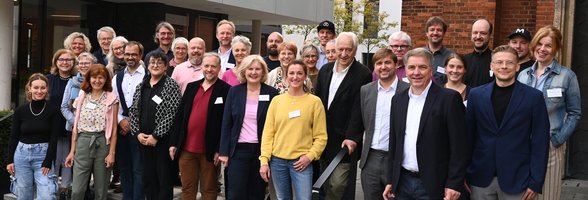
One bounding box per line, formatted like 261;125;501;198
517;60;582;147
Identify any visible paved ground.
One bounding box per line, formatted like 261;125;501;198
5;176;588;199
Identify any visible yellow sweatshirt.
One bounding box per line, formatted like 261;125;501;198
259;93;327;165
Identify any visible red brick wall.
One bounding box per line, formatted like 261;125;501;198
401;0;555;55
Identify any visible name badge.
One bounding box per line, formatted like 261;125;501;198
489;70;494;77
436;66;446;74
289;110;301;119
402;77;409;83
259;94;270;101
547;88;563;98
152;95;163;105
225;63;235;69
85;102;97;110
214;97;224;104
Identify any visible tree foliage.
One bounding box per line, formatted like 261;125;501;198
282;25;318;46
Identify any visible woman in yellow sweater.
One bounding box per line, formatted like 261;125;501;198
259;60;327;200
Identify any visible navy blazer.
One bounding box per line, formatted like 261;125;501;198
387;83;469;199
219;83;279;157
466;81;550;193
170;78;231;162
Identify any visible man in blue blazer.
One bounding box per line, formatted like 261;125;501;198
466;45;550;200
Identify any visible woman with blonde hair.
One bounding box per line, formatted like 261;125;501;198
63;32;92;56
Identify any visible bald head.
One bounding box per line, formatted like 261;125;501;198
189;37;206;65
267;32;283;56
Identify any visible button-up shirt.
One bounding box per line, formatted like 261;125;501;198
218;47;234;72
317;47;328;70
112;65;146;123
327;61;351;109
402;81;432;172
171;60;203;94
423;45;454;84
529;62;553;90
372;78;398;151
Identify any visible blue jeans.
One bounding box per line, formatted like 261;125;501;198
13;142;58;200
270;156;313;200
396;170;433;200
116;133;144;200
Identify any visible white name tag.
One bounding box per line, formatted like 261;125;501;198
85;102;97;110
214;97;224;104
152;95;163;105
436;66;446;74
489;70;494;77
289;110;301;119
259;94;270;101
402;77;409;83
547;88;563;98
225;63;235;69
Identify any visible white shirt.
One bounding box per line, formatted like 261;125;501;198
317;47;328;70
327;61;351;109
402;81;432;172
218;47;234;72
371;78;398;151
112;65;146;123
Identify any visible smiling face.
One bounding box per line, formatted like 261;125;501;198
374;55;396;82
189;39;205;65
266;33;283;56
56;53;75;74
508;36;530;60
336;35;356;67
216;24;234;47
245;60;263;84
286;63;306;90
98;31;113;52
123;44;142;68
388;39;410;63
445;58;465;83
318;29;336;46
30;79;48;101
302;49;318;69
533;36;556;65
232;42;250;65
426;24;445;46
173;43;188;61
279;49;296;67
148;57;168;77
406;56;432;92
471;20;491;51
157;26;174;46
325;42;337;63
491;51;519;84
111;40;126;59
77;57;92;76
202;56;220;82
90;74;106;91
70;37;86;55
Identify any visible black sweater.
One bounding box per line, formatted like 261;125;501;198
7;100;62;168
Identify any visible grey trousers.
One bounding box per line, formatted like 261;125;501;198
71;132;111;200
361;149;388;200
471;177;524;200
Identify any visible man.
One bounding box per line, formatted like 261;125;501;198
464;19;494;87
144;22;175;64
112;41;147;200
343;48;409;200
325;39;338;63
315;32;372;200
214;20;236;72
317;20;337;69
388;31;412;82
507;27;534;72
263;32;283;70
382;48;468;200
93;26;116;65
171;37;206;94
169;52;230;200
466;45;549;200
422;16;454;84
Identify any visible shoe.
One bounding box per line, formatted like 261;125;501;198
59;192;67;200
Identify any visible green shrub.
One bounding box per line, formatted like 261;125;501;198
0;110;14;166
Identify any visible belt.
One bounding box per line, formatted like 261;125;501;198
402;167;420;178
369;148;388;155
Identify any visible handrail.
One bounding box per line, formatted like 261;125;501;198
0;111;13;123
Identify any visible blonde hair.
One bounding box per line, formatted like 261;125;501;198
238;55;268;83
216;20;236;35
63;32;92;53
25;73;49;101
49;49;77;76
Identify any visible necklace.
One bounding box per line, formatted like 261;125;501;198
30;102;46;116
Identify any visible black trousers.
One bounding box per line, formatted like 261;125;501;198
226;143;267;200
139;136;173;200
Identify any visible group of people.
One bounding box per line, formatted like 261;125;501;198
5;15;580;200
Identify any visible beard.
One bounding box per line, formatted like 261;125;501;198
268;48;278;56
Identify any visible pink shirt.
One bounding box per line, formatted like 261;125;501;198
221;69;240;86
238;97;258;143
171;60;203;94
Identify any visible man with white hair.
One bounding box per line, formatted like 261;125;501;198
388;31;412;81
93;26;116;65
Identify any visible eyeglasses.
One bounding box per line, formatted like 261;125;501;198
149;61;165;66
389;45;410;50
492;60;516;67
124;53;140;58
57;58;73;63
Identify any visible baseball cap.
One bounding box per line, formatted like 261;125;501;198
508;28;532;41
317;20;336;34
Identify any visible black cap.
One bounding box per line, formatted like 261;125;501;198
508;28;532;41
317;20;336;34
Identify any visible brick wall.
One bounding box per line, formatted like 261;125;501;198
401;0;554;55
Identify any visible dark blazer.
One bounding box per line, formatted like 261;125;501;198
170;78;230;162
213;48;236;67
466;81;549;193
346;79;409;169
219;83;279;157
387;83;469;199
315;60;372;162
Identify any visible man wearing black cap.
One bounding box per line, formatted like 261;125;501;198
508;27;534;72
317;20;337;69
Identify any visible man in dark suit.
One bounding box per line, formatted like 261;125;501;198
315;32;372;200
383;48;468;200
342;48;409;199
466;45;549;200
169;52;230;200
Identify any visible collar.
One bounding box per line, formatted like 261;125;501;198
125;65;146;75
408;80;433;99
471;48;492;55
530;60;556;75
425;45;447;54
333;60;353;73
378;77;398;92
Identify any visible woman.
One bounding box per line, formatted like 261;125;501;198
63;32;92;56
219;55;278;200
266;42;313;94
300;44;319;92
259;60;327;200
6;73;61;200
106;36;129;76
169;37;189;75
47;49;77;108
128;51;181;199
222;35;252;86
517;25;581;200
64;64;118;200
443;53;470;102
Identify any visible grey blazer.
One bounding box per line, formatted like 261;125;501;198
346;79;410;169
